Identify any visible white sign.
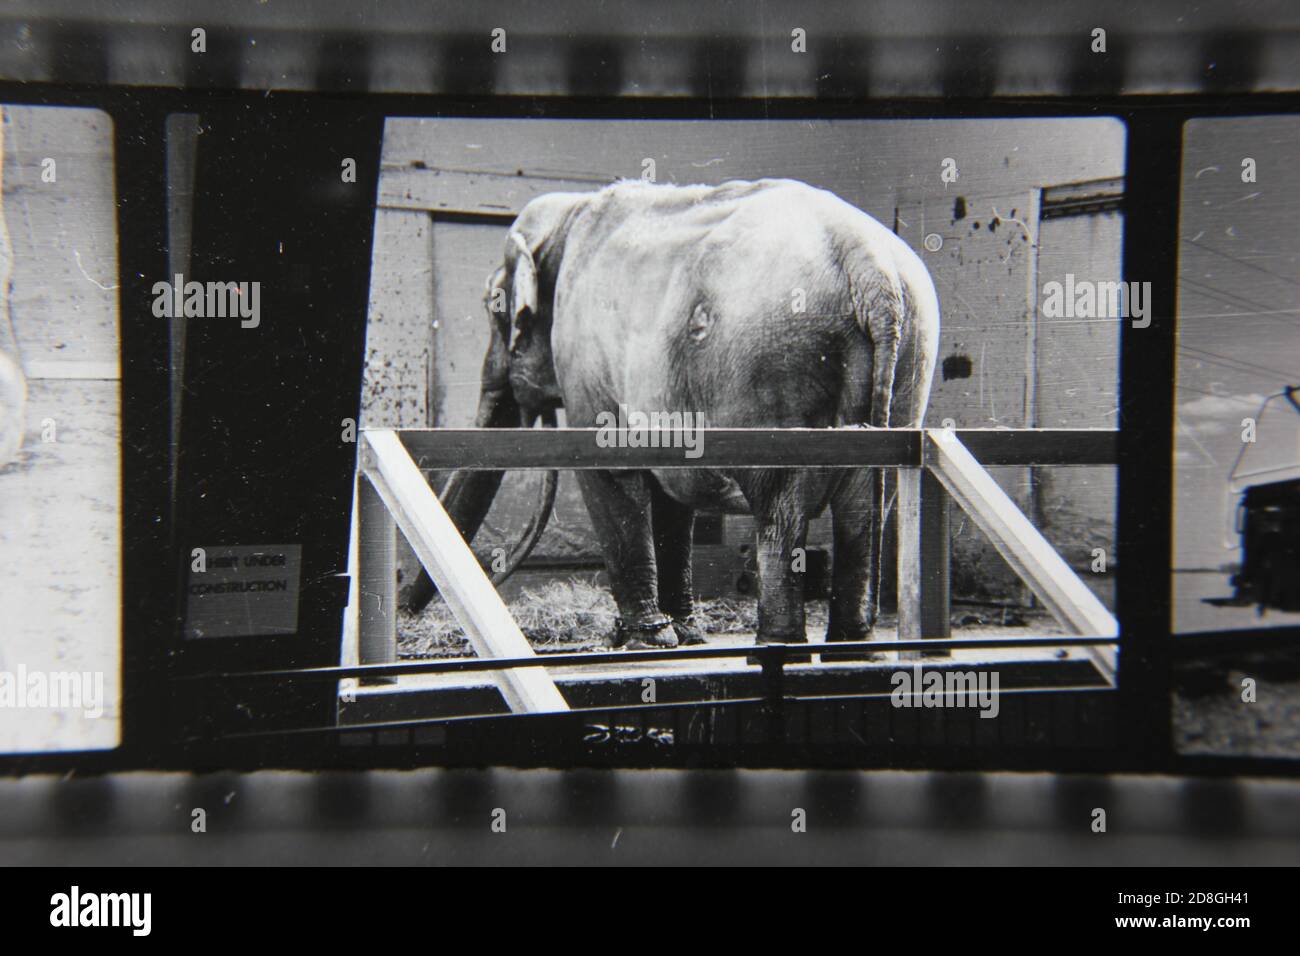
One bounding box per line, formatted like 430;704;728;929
184;544;302;638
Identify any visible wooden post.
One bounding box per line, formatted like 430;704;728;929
338;473;361;706
357;471;397;667
924;428;1117;681
896;465;951;658
360;429;568;714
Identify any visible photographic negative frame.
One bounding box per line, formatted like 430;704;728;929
0;78;1296;778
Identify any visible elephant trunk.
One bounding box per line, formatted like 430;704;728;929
489;409;559;586
401;392;559;614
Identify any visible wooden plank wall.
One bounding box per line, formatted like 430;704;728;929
363;208;434;429
896;188;1040;603
1034;203;1122;609
365;120;613;587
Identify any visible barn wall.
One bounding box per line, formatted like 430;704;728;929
895;188;1040;601
1034;208;1122;606
366;117;1125;605
359;206;437;592
362;208;433;428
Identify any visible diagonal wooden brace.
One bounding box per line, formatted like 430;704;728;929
923;428;1118;682
360;429;569;714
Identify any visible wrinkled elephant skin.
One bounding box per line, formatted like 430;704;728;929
413;179;940;652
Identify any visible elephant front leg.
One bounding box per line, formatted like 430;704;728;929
575;469;678;649
741;470;810;647
649;478;706;646
824;467;885;661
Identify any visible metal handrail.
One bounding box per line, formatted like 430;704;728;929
213;680;1121;743
177;635;1120;685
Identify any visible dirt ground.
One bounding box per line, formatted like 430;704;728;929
397;577;1061;659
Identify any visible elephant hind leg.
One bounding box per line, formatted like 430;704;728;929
574;469;677;649
737;469;810;647
824;467;886;659
649;479;705;645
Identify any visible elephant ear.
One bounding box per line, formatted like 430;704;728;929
507;231;539;351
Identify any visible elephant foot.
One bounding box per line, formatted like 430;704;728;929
610;616;679;650
820;627;884;663
670;614;708;647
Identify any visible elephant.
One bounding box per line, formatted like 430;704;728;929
405;178;939;652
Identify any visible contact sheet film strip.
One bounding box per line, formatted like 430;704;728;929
0;0;1297;97
2;768;1299;865
0;0;1295;798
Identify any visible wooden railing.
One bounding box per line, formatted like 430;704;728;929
350;427;1120;713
